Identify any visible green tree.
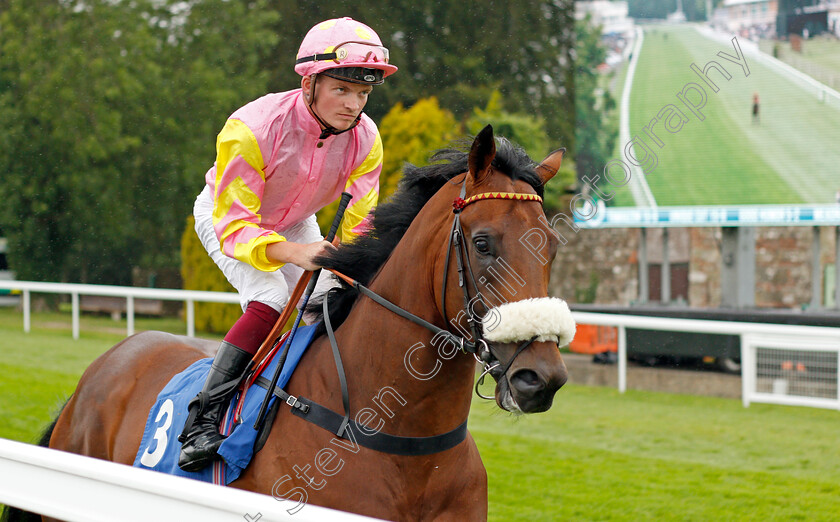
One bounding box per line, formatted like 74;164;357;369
263;1;574;151
467;91;549;161
574;16;618;188
0;0;277;284
378;97;459;199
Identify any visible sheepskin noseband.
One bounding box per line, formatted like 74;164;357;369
482;297;576;347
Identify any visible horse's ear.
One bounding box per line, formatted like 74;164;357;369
468;125;496;184
535;147;566;184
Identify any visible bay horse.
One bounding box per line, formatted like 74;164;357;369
28;126;570;521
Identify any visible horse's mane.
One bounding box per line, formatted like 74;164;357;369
306;137;544;336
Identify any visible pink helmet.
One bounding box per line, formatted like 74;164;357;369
295;17;398;85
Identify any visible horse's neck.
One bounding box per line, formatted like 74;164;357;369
328;224;476;436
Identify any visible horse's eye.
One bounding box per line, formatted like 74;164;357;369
473;237;491;255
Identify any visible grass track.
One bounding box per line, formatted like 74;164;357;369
761;36;840;76
611;25;840;207
2;309;840;520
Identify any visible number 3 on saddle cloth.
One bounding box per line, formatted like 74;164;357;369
132;324;320;485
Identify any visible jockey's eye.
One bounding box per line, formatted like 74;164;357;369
473;237;492;255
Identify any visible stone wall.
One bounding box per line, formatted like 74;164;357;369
687;228;722;307
549;227;639;305
548;224;838;309
755;227;813;307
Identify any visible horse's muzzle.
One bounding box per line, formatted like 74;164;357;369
497;354;568;414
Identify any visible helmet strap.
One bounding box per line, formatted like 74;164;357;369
305;74;361;139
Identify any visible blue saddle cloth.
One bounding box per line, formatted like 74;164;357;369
132;324;319;484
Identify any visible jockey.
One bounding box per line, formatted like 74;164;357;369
179;17;397;472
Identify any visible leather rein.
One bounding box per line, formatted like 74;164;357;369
255;180;544;456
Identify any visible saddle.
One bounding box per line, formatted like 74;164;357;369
132;324;320;485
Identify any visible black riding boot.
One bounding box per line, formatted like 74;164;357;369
178;341;251;472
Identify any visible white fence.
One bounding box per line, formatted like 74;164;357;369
741;334;839;409
696;26;840;113
572;312;840;410
0;437;378;522
2;280;838;409
0;280;240;339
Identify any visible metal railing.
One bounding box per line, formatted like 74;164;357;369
572;312;840;409
0;280;240;339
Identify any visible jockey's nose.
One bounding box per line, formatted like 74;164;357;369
345;96;361;113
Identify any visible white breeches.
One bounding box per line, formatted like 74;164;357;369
193;186;338;314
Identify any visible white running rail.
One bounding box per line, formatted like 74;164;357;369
0;280;240;339
619;26;658;208
0;437;379;522
572;312;840;409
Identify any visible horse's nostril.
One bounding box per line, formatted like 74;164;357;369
510;369;543;393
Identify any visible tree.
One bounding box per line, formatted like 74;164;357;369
467;91;549;161
378;97;459;199
263;1;575;151
0;0;277;284
0;0;577;286
574;16;618;188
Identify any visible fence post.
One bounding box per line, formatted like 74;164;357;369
71;292;80;340
618;325;627;393
23;289;30;333
127;296;135;337
811;226;821;309
740;334;750;408
835;225;840;309
837;349;840;411
186;299;195;338
661;228;670;303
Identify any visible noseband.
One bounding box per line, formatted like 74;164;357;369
442;180;544;399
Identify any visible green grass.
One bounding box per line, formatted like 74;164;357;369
3;307;840;519
761;36;840;77
474;386;840;520
0;307;223;442
610;25;840;207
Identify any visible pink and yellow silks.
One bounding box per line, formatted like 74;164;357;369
204;89;382;272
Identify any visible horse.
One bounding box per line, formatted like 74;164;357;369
22;126;570;521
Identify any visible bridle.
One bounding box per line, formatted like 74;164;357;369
440;177;544;399
250;173;549;455
327;174;545;400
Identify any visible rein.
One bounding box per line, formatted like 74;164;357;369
255;183;545;456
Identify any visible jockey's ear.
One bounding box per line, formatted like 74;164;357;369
535;148;566;185
467;125;496;185
301;74;314;100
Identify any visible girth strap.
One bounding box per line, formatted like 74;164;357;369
254;376;468;456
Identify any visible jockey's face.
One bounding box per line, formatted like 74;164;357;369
302;74;372;131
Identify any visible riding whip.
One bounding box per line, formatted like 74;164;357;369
253;192;353;429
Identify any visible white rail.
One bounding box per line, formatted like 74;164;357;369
0;437;378;522
620;26;658;208
0;280;240;339
571;312;840;409
695;25;840;110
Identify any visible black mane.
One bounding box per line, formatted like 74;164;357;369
306;137;544;335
